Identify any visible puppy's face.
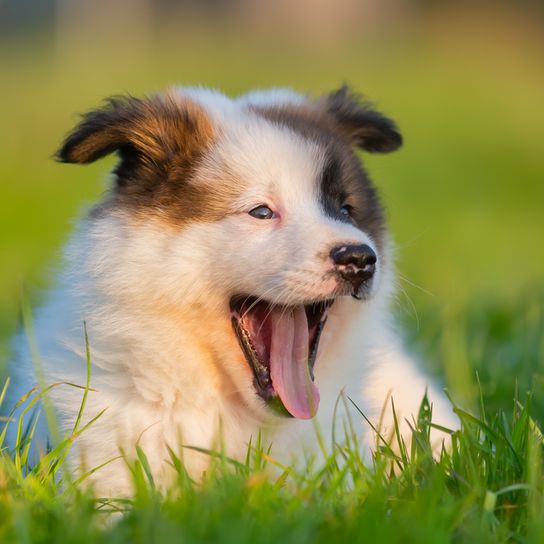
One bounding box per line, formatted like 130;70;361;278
58;87;401;421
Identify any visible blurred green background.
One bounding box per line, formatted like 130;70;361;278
1;1;543;411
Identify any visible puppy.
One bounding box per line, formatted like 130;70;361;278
6;86;457;496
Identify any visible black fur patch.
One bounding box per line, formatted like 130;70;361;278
319;143;386;251
324;86;402;153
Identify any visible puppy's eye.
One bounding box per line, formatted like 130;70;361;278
340;204;353;218
249;205;275;220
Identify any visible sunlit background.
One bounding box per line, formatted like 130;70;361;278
1;0;543;413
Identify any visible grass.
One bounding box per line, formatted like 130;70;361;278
1;11;543;543
0;297;543;543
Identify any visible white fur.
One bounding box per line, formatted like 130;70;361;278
5;87;458;496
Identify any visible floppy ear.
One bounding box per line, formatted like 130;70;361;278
325;86;402;153
56;93;214;177
58;95;153;164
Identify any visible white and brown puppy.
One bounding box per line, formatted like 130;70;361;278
7;86;457;495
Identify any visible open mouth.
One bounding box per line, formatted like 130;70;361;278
229;296;333;419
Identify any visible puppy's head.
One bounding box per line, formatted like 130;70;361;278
58;86;401;420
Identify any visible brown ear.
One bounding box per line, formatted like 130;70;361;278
56;93;214;177
324;86;402;153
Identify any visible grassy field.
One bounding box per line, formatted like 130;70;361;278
0;13;543;542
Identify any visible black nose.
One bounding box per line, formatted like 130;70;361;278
330;244;377;270
330;244;377;294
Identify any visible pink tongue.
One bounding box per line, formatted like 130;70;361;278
269;306;320;419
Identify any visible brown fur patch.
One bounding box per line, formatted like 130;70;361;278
58;91;235;226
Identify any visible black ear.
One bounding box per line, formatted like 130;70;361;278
325;86;402;153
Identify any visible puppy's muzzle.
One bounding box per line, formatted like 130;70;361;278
330;244;377;297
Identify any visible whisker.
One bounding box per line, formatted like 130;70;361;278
394;281;420;331
397;273;434;297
